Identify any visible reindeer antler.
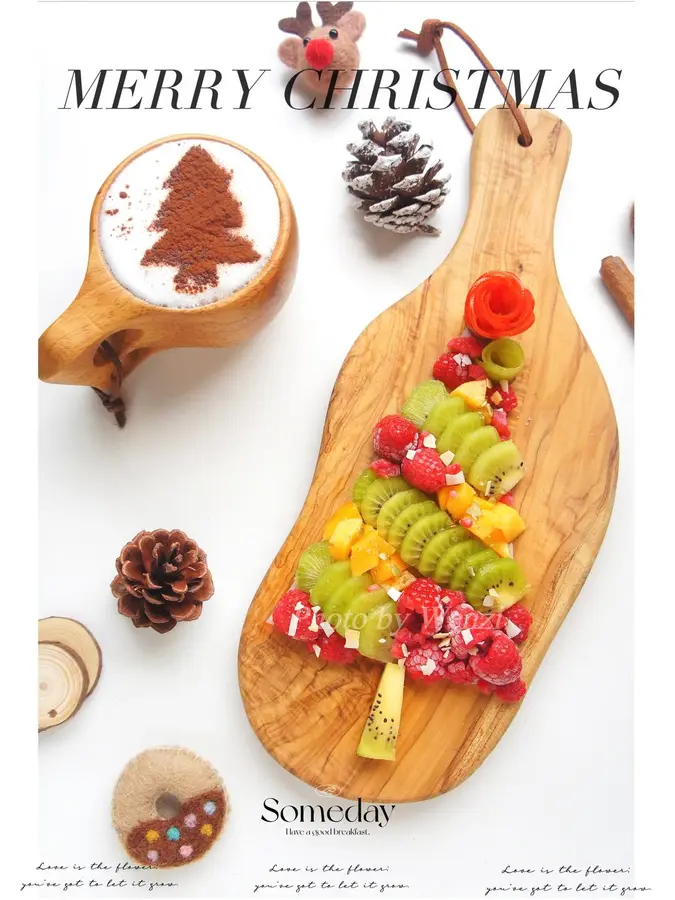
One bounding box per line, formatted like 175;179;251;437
316;2;354;26
279;2;315;38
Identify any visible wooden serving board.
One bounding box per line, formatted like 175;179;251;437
238;107;618;803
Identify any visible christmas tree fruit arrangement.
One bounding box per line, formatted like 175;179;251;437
268;272;535;762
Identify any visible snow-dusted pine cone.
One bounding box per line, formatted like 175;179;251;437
343;117;450;235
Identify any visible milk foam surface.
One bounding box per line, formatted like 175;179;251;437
98;139;280;308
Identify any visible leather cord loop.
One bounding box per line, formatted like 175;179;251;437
92;339;127;428
398;19;533;147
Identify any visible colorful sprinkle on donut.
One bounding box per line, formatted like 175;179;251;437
146;830;160;843
184;813;197;828
200;823;213;837
203;800;216;815
179;845;193;859
147;850;159;863
166;826;180;841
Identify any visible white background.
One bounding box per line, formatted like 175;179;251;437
36;2;634;898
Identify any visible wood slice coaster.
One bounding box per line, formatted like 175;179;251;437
38;642;89;732
38;617;102;695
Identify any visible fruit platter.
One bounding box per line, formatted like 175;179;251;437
238;108;618;802
268;273;536;760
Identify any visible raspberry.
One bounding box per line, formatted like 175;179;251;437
441;590;466;611
373;415;419;463
370;458;401;478
445;605;494;654
391;624;427;659
273;589;322;642
445;659;477;684
404;644;446;682
494;678;527;702
310;630;359;664
489;384;518;412
500;491;515;507
398;578;442;615
476;678;494;695
402;448;447;492
504;603;532;643
491;408;510;440
489;613;508;631
469;632;522;685
433;353;470;391
468;363;487;381
447;335;484;358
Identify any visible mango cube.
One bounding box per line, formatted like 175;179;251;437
439;482;477;520
328;518;364;561
373;553;407;585
451;379;489;411
488;503;526;542
323;502;362;541
350;525;395;577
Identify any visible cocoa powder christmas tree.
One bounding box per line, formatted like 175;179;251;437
142;145;260;294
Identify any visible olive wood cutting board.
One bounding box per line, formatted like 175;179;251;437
238;107;619;803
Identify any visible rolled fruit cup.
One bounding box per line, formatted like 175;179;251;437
38;134;298;399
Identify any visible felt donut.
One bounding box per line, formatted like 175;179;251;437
112;747;227;868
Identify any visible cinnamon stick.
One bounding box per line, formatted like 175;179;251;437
600;256;634;328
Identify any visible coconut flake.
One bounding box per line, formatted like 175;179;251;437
401;643;409;658
440;450;455;465
295;601;306;611
507;543;514;558
482;596;494;608
452;353;465;365
320;620;335;637
266;615;274;625
500;380;510;393
398;658;406;668
491;391;503;404
311;605;322;612
387;587;402;601
467;503;482;518
406;449;417;460
344;629;360;650
445;471;466;486
460;354;473;367
288;614;299;638
488;588;500;598
420;658;437;676
485;481;493;496
461;629;473;645
378;637;387;644
308;616;320;633
467;647;479;656
312;643;321;657
505;620;522;639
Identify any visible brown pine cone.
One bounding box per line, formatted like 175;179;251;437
112;529;214;634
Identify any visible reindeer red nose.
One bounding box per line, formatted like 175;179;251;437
305;38;334;70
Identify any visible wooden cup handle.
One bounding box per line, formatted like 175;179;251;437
38;282;138;390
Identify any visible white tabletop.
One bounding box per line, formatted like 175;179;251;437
38;2;634;897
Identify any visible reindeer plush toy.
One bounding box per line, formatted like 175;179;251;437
278;2;366;96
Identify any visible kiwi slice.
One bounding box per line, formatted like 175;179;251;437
418;525;469;577
360;476;409;527
450;549;498;591
323;574;372;631
422;396;466;437
401;380;448;427
481;338;525;383
387;500;439;549
358;601;399;664
341;588;388;636
399;510;451;568
468;440;525;498
376;488;426;539
357;661;404;760
453;425;501;473
437;412;485;455
296;542;333;592
352;468;378;509
434;538;484;585
465;557;529;610
310;561;352;611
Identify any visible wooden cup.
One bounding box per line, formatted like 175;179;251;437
38;134;299;393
